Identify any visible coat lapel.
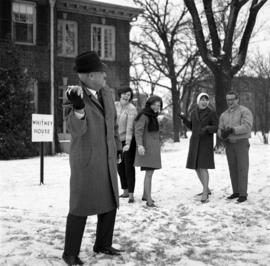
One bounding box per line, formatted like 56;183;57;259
100;88;111;119
195;106;211;124
199;107;211;122
83;87;104;114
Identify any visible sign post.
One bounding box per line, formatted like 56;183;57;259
40;142;44;184
32;114;54;185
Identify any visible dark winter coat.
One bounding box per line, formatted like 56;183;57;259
134;114;161;169
67;87;121;216
183;107;218;169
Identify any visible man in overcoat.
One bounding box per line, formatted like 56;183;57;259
62;51;123;265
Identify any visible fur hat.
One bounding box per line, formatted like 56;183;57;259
74;51;106;73
196;92;209;105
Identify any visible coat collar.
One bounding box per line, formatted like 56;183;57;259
83;86;104;113
83;86;103;107
195;106;211;122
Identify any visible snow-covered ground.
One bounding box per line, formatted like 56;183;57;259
1;134;270;266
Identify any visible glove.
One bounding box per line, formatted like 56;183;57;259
66;90;85;110
199;126;209;136
221;127;234;139
178;113;186;120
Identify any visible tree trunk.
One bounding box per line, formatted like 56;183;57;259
171;79;180;142
214;70;232;118
263;83;269;144
213;70;232;148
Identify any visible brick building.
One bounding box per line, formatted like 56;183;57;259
0;0;141;152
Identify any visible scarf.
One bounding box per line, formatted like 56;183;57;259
135;105;159;132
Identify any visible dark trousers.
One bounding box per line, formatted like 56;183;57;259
225;139;250;197
64;209;117;256
117;137;136;193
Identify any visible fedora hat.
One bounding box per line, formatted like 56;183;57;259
74;51;106;73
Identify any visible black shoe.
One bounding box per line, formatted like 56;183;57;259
62;253;84;265
197;190;211;196
142;198;155;202
146;202;157;207
237;196;247;203
108;246;125;253
227;193;239;199
200;192;209;203
119;194;129;198
128;198;135;203
93;246;123;256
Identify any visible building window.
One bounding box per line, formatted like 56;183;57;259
12;1;36;45
57;20;78;57
91;24;115;61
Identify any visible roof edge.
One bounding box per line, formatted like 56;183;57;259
57;0;143;21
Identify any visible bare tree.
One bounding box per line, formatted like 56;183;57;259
249;52;270;143
131;0;199;142
183;0;268;119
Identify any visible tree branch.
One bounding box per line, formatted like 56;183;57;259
184;0;216;70
132;78;171;90
232;0;268;75
203;0;221;57
223;0;249;57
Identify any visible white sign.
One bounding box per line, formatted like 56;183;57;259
32;114;54;142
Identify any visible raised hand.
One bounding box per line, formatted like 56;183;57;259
66;86;85;110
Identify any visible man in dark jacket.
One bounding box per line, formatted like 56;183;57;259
62;51;123;265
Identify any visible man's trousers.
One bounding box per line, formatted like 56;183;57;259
225;139;250;197
64;208;117;256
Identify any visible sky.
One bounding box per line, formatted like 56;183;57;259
248;0;270;55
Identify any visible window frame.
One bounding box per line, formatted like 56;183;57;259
91;24;116;61
57;19;78;58
11;0;36;45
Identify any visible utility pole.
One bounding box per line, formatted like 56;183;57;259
49;0;56;154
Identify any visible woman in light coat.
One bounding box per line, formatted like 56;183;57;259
179;92;218;203
115;87;137;203
134;95;163;207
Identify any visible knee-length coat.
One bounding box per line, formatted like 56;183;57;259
134;114;161;169
183;107;218;169
67;87;121;216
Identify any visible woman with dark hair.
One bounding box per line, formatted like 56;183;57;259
115;87;137;203
179;92;218;203
134;95;163;207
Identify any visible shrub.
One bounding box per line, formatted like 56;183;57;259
0;43;38;159
159;115;174;144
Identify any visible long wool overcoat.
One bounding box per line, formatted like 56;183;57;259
134;114;161;169
67;87;121;216
183;107;218;169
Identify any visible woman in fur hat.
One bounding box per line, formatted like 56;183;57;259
179;92;218;203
